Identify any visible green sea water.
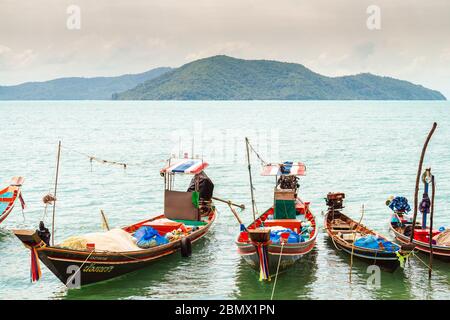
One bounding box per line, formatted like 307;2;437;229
0;100;449;300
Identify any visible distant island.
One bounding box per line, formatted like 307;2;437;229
0;67;171;100
0;55;446;100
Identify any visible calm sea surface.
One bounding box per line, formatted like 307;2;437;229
0;101;449;300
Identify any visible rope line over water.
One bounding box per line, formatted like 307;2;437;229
61;145;163;170
246;140;268;166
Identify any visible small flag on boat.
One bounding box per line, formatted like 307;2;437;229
161;158;208;174
256;243;271;281
30;247;42;282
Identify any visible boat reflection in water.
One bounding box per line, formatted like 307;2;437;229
236;138;317;281
233;247;318;300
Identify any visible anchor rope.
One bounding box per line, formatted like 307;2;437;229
411;250;433;271
271;241;285;300
328;228;343;251
66;250;95;285
62;146;128;169
246;140;267;166
61;145;163;169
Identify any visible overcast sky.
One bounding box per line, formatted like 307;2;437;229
1;0;449;97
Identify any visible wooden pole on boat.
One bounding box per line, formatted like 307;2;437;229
100;209;110;231
410;122;437;243
51;141;61;246
245;137;257;227
212;196;245;210
227;202;246;229
349;204;364;284
428;174;435;279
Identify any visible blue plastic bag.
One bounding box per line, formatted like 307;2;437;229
270;229;301;244
134;226;169;248
389;196;411;212
354;235;398;252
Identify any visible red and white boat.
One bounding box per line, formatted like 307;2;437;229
236;160;317;280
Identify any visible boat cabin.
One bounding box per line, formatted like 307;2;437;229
160;157;214;222
262;161;306;220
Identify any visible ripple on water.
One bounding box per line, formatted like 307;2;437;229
1;101;450;300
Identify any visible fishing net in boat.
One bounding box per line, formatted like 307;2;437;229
59;228;142;252
433;229;450;246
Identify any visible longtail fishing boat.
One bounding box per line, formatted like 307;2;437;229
236;139;317;280
0;177;25;224
388;172;450;262
388;123;450;267
324;193;412;272
13;157;217;287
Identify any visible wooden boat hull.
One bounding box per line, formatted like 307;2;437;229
14;211;216;287
237;240;316;274
389;221;450;262
325;211;401;272
326;236;401;272
236;199;317;276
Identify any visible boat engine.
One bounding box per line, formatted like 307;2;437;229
326;192;345;210
277;175;299;190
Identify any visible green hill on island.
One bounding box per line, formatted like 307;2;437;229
0;67;171;100
113;55;446;100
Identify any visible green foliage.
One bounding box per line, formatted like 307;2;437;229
113;55;446;100
0;56;445;100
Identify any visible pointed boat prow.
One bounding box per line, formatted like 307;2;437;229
12;229;45;248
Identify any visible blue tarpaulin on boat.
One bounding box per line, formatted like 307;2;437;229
270;229;304;244
134;226;169;248
354;235;398;252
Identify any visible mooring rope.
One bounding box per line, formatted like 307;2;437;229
62;146;128;170
271;241;285;300
349;205;365;283
66;250;95;285
411;250;433;271
61;145;162;170
246;140;267;166
328;229;343;251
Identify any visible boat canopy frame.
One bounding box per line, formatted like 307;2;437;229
261;161;306;177
160;157;208;192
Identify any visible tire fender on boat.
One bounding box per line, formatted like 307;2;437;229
181;237;192;257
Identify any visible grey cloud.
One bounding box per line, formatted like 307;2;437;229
0;0;449;97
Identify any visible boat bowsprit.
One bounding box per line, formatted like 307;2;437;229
0;177;25;224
